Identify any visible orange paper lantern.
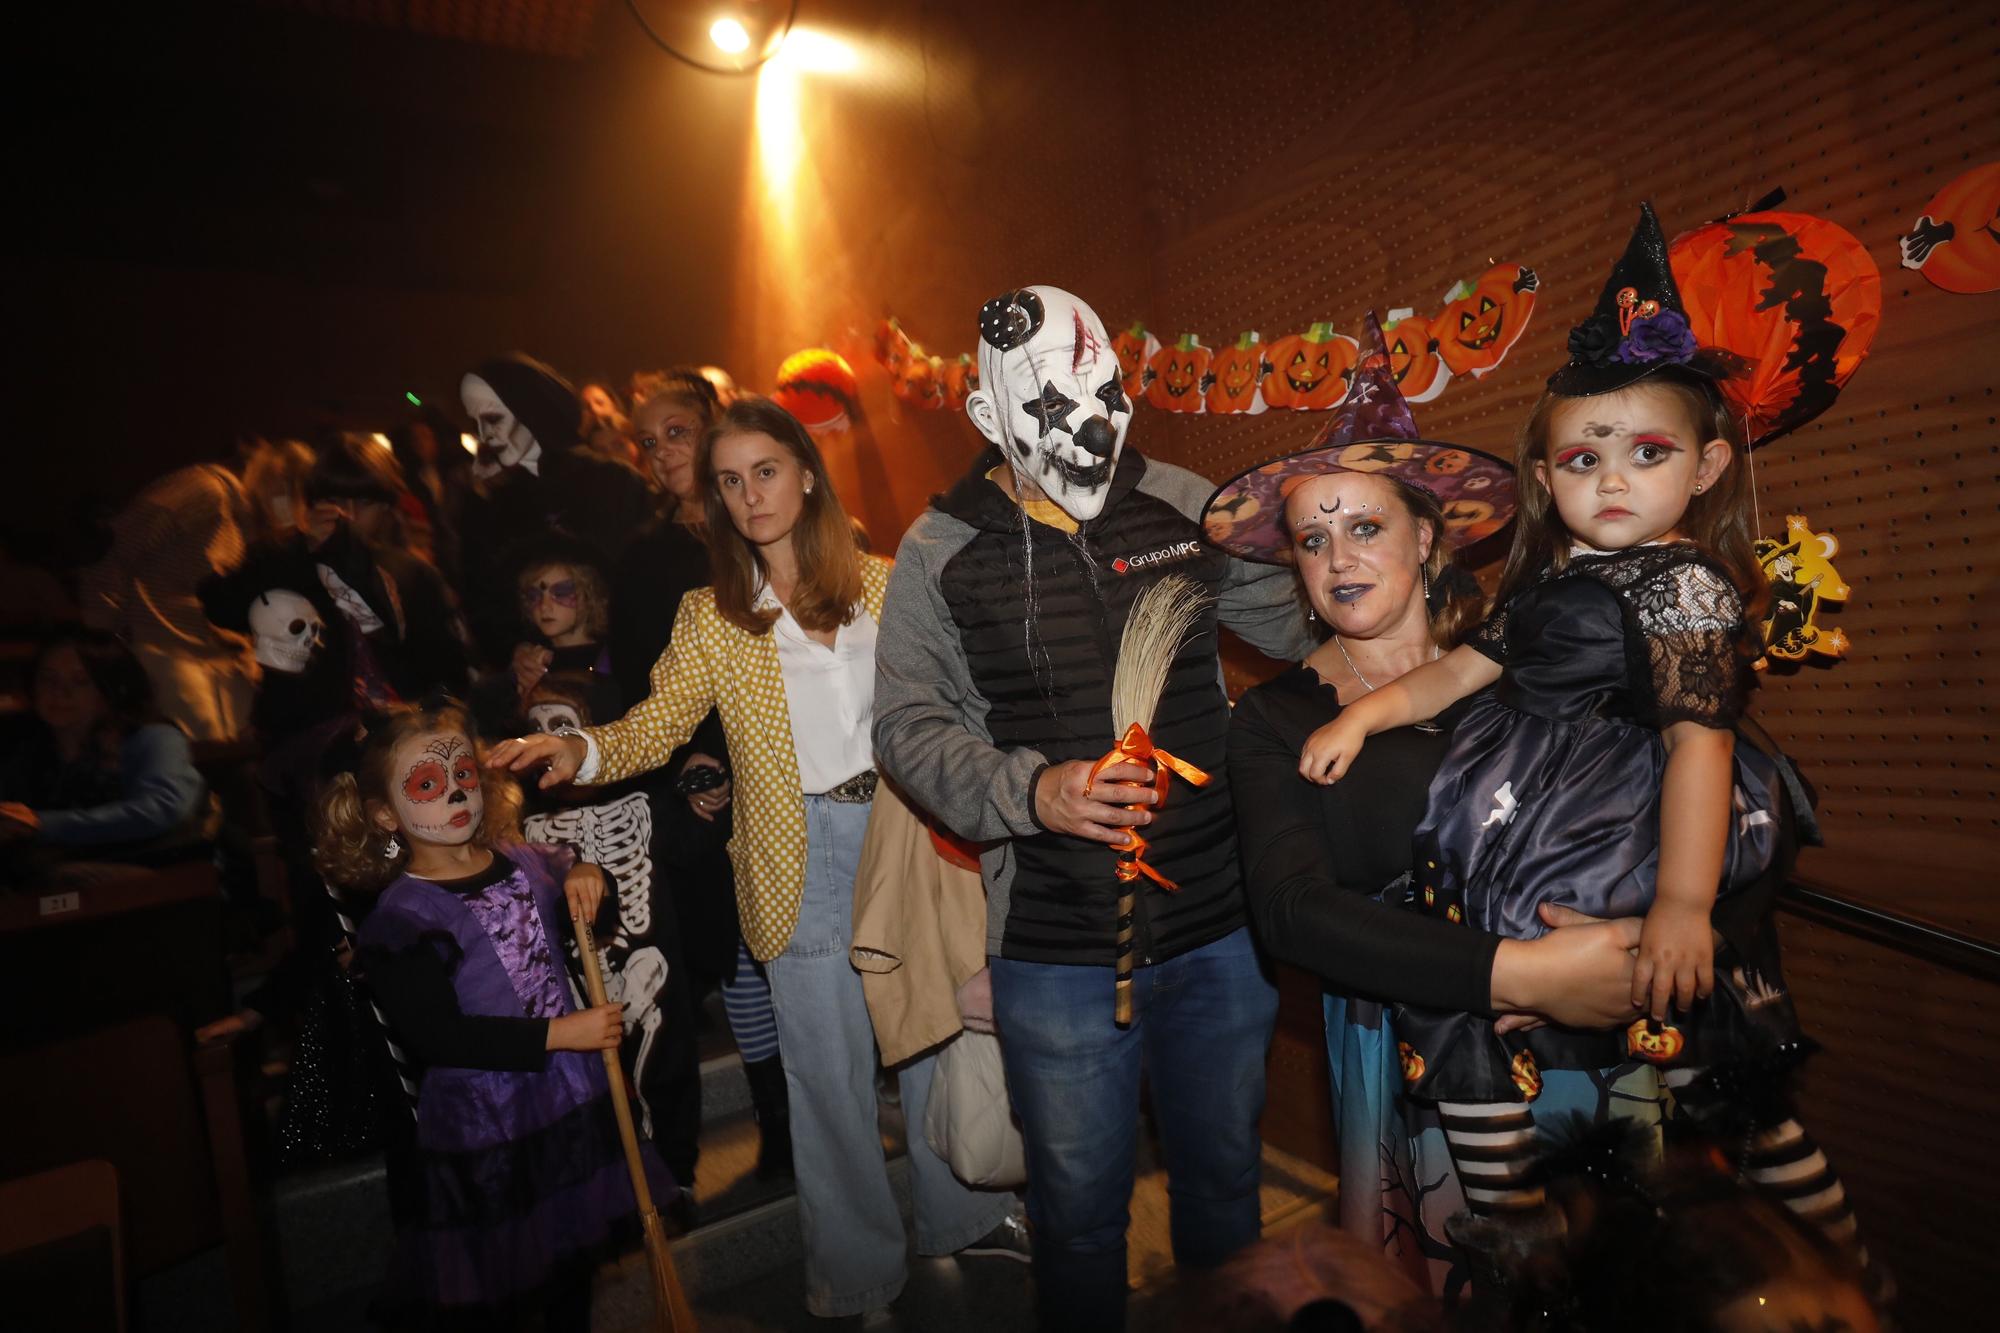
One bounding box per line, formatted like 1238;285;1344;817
772;348;859;432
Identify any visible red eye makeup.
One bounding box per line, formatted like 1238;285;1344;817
452;758;480;792
402;760;449;803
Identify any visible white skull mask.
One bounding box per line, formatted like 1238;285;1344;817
248;589;325;674
460;372;543;474
967;285;1131;523
526;701;583;735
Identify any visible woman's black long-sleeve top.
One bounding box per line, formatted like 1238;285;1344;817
1229;664;1500;1014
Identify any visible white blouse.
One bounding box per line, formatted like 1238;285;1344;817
758;586;877;794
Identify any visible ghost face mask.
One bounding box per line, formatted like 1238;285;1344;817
386;730;484;847
966;285;1131;523
247;589;325;673
526;701;583;735
460;373;543;474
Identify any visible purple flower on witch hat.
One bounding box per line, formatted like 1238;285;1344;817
1616;309;1697;365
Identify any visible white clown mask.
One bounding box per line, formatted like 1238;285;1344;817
967;285;1131;523
460;372;543;475
388;730;484;848
526;701;583;735
247;589;325;674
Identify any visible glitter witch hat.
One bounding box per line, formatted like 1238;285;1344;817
1201;311;1516;564
1547;201;1723;397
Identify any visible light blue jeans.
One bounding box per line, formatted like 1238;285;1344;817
762;795;1015;1317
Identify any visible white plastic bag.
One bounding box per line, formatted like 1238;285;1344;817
922;1030;1027;1190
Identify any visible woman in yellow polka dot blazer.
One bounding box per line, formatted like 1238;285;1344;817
492;398;1020;1320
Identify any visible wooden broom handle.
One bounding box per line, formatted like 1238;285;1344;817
573;912;657;1215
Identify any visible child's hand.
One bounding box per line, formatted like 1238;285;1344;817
1633;901;1714;1021
564;863;607;925
547;1002;623;1052
1299;715;1368;785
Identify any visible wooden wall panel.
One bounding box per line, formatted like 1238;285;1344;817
1127;0;2000;934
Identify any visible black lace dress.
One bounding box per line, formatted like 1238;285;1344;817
1396;544;1806;1104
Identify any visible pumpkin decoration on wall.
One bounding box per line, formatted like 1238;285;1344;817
1383;310;1450;403
874;318;914;378
1111;322;1160;404
1755;513;1853;666
893;351;946;410
1431;263;1539;377
771;348;860;436
940;353;978;412
1670;209;1881;446
1262;322;1357;411
1203;332;1267;415
1899;162;2000;293
1145;334;1210;413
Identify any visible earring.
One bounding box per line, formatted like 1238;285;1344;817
382;834;402;859
1422;568;1432;601
1306;605;1316;622
803;479;814;494
1694;483;1704;493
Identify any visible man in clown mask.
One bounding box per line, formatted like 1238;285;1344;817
874;285;1315;1331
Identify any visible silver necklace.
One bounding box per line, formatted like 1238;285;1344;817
1334;635;1443;733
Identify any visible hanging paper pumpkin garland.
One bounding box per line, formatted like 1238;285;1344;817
941;354;978;411
1899;162;2000;294
1669;209;1881;447
1262;322;1357;411
1383;309;1451;403
1204;332;1267;415
1431;263;1539;377
771;348;860;435
874;319;914;377
1754;513;1853;667
1111;322;1160;404
1145;334;1210;413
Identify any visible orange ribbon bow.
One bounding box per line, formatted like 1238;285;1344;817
1086;722;1211;890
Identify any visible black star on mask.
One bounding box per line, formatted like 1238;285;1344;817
1095;377;1128;416
1022;380;1080;435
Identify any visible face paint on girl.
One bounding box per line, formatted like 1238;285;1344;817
521;565;582;643
526;702;582;735
388;730;483;846
1538;384;1730;551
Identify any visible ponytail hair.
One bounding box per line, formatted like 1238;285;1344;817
311;699;521;894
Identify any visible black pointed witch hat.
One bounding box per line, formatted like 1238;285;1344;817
1548;202;1718;397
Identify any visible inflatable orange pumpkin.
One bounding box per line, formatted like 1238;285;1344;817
1671;210;1880;446
1205;332;1266;415
1384;312;1450;403
1262;322;1357;410
940;354;978;411
1145;334;1210;413
1899;162;2000;293
1111;322;1159;403
1432;263;1539;377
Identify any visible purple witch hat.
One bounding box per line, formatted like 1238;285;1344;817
1547;202;1721;397
1201;311;1516;564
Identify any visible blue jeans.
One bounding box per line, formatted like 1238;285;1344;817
991;927;1278;1332
762;796;1015;1317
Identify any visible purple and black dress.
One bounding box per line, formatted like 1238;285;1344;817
1395;544;1808;1103
356;841;673;1316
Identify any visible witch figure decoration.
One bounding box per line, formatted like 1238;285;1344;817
1298;204;1888;1307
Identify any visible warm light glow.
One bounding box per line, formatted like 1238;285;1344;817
772;28;857;74
460;433;479;455
368;432;392;451
710;17;750;54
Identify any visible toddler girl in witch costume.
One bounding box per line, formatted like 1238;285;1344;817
316;697;671;1331
1301;205;1883;1300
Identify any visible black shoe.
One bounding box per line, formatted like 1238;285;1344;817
743;1054;794;1182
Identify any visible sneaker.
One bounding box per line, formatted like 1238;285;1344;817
956;1213;1032;1263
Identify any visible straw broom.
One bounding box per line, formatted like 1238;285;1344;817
573;910;698;1333
1097;574;1214;1026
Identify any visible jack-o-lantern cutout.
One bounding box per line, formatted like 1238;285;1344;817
1262;323;1358;411
1384;312;1451;403
1398;1041;1425;1086
1146;334;1210;413
875;318;914;377
941;354;978;412
1431;264;1539;378
1111;323;1159;403
1205;331;1267;415
1509;1049;1542;1100
1625;1017;1687;1065
1756;513;1852;665
893;350;946;410
1899;162;2000;294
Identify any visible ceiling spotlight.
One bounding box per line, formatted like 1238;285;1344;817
709;17;750;53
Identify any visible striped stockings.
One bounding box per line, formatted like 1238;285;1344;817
720;938;781;1064
1437;1101;1546;1214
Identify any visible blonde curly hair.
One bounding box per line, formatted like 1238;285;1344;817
314;701;522;894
